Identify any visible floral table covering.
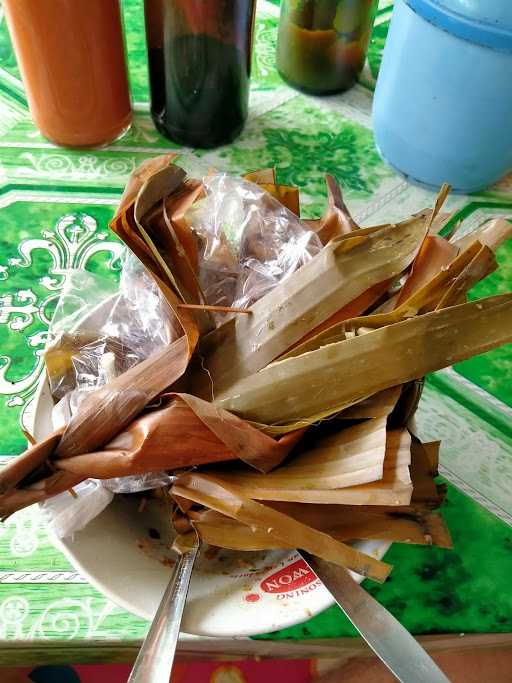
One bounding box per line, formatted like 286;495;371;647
0;0;511;661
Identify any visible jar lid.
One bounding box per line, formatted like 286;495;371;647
406;0;512;51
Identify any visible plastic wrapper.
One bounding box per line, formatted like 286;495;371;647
52;389;89;431
186;173;321;318
45;253;177;401
42;252;180;533
102;472;176;494
39;479;114;540
43;184;317;526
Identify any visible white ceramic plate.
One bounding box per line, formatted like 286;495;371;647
30;299;390;636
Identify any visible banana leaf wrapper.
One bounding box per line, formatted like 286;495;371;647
287;238;490;360
0;429;63;496
243;169;303;214
278;222;477;362
177;433;449;553
255;436;445;515
338;385;402;419
112;165;188;291
0;334;193;499
283;278;393;356
3;163;508;569
336;382;423;430
217;294;512;429
428;211;455;236
0;165;360;507
116;153;178;215
422;441;441;477
451;217;512;252
111;165;207;340
129;166;214;335
207;429;412;506
435;244;496;309
172;472;392;582
243;168;277;184
0;470;86;521
0;390;304;516
387;380;425;429
409;438;444;508
208;417;389;493
142;179;206;302
132;169;206;306
189;506;451;551
395;234;460;307
52;163;212;461
192;212;429;398
52;393;303;479
2;162;205;495
270;501;451;547
304;175;359;243
257;183;300;216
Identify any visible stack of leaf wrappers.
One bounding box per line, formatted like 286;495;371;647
1;154;511;584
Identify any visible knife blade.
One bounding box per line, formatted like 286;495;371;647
300;552;451;683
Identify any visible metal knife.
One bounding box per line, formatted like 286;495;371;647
300;551;451;683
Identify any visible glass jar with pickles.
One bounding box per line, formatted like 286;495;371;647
276;0;378;94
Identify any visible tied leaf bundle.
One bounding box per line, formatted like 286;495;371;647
1;156;511;583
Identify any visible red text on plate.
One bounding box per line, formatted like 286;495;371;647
260;559;316;594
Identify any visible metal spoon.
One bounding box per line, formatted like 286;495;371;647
301;552;451;683
128;528;200;683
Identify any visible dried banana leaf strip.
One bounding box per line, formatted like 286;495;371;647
209;418;388;492
304;175;359;243
337;386;402;420
172;472;392;582
279;240;486;360
190;506;451;550
115;153;178;215
0;471;85;521
217;294;512;427
209;429;412;506
193;214;429;398
452;217;512;252
0;335;192;498
0;429;63;495
435;245;496;310
56;335;192;458
395;235;460;307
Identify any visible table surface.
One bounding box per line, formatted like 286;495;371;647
0;0;511;660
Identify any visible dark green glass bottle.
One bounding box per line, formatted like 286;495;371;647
144;0;256;149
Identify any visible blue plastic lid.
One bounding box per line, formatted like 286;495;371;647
406;0;512;51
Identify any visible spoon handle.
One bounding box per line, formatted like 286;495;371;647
128;539;200;683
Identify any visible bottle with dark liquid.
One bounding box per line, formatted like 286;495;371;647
277;0;378;95
144;0;256;149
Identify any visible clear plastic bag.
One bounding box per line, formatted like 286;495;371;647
102;471;176;494
43;252;179;535
42;171;321;532
45;252;177;401
187;173;321;318
39;479;114;539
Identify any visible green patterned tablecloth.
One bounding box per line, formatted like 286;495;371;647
0;0;511;659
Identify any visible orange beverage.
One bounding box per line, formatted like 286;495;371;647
4;0;132;148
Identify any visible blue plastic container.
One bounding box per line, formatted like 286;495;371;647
373;0;512;192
